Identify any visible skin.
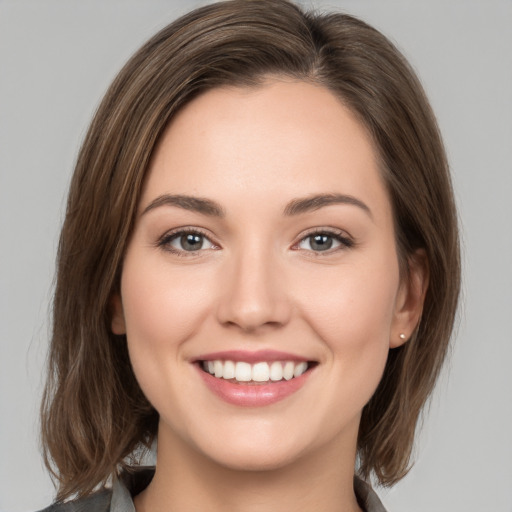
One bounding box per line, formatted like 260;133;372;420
112;78;427;512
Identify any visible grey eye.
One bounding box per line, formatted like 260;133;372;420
298;233;346;252
169;232;214;252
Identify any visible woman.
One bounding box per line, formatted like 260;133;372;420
41;1;460;511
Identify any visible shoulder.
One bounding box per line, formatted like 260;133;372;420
38;489;112;512
36;467;154;512
354;476;388;512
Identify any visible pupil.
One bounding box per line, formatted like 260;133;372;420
311;234;332;251
181;233;202;251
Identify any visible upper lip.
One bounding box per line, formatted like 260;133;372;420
194;350;312;364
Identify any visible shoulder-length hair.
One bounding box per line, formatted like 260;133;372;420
41;0;460;501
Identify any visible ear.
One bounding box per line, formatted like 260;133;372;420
390;249;429;348
110;294;126;335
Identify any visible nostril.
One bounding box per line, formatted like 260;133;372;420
215;273;291;330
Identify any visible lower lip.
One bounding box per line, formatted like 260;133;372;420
196;365;312;407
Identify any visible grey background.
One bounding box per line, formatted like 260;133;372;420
1;1;511;511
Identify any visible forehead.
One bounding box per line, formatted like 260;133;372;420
142;79;390;221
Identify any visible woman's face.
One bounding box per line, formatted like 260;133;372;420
112;79;421;471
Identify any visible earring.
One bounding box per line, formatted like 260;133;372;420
399;333;406;340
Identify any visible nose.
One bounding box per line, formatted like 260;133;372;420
216;245;291;332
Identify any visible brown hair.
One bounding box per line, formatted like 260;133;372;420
41;0;460;501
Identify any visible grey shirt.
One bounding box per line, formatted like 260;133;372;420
42;467;387;512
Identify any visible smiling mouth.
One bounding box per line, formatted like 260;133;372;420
199;360;316;384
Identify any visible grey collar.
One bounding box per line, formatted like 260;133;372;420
110;467;387;512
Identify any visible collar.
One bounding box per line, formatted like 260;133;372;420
111;467;387;512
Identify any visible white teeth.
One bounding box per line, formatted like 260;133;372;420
235;362;252;381
283;361;295;380
214;360;223;378
223;360;235;379
252;362;270;382
203;359;310;382
270;361;283;381
293;361;308;378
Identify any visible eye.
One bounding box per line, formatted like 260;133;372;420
296;231;353;253
158;229;216;254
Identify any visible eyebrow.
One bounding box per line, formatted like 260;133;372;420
141;192;372;219
142;194;226;217
283;193;372;218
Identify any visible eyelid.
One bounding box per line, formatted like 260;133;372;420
292;227;355;252
156;226;220;256
155;225;354;256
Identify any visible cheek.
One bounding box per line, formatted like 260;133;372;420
297;263;398;339
119;255;214;376
293;260;399;391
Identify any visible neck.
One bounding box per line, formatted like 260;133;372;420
134;425;363;512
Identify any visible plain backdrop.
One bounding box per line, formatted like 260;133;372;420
1;1;511;511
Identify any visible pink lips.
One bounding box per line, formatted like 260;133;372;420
194;350;314;407
195;349;309;364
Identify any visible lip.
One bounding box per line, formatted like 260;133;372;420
193;350;315;407
194;349;309;364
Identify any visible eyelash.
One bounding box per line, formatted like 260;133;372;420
157;227;217;257
292;228;354;254
156;227;354;257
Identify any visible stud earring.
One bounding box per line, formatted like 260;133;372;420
399;333;406;340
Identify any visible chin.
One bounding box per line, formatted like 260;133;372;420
201;440;308;473
158;415;310;473
182;413;347;474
